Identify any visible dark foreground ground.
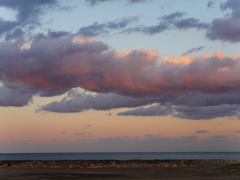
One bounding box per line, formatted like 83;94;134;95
1;163;240;180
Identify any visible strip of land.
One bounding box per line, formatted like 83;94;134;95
0;159;239;168
0;160;240;180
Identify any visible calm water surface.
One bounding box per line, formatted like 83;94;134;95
0;152;240;161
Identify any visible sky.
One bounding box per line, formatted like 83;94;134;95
0;0;240;153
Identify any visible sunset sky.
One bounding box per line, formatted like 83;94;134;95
1;0;240;153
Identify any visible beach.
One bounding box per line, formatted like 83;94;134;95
1;160;240;180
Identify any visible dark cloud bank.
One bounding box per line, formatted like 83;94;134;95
0;35;240;120
1;0;240;120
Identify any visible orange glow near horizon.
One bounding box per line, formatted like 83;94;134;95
1;104;240;144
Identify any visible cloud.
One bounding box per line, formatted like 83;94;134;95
60;131;66;133
123;12;184;34
162;12;209;30
141;24;169;35
41;89;240;115
117;103;240;120
234;130;240;133
77;17;138;37
47;30;71;38
128;0;151;2
117;103;173;116
206;0;240;42
173;104;240;120
38;90;240;119
5;36;240;96
0;0;59;37
182;46;205;56
0;0;58;23
207;0;219;8
161;12;186;21
173;18;210;30
2;35;240;118
207;1;214;8
85;0;109;6
195;130;209;133
0;19;20;35
0;84;34;107
123;12;209;35
38;91;159;113
5;28;24;41
85;0;151;6
84;125;91;127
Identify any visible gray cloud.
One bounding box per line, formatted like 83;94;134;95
77;17;138;37
47;30;71;38
117;103;240;120
207;1;214;8
182;46;205;56
128;0;151;2
85;0;151;6
161;12;186;21
234;130;240;133
0;0;57;23
0;0;59;38
220;0;240;12
38;91;157;113
0;19;20;35
123;11;209;35
60;131;66;133
161;12;210;30
206;0;240;42
38;87;240;119
174;18;210;30
84;125;91;127
173;105;240;120
117;104;173;116
5;28;24;41
195;130;209;133
0;85;34;107
141;24;169;35
77;23;107;37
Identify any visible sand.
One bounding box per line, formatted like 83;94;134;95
0;160;240;180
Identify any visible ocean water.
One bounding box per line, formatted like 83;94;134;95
0;152;240;161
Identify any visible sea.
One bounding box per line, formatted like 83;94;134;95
0;152;240;161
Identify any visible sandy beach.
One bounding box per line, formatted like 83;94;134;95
0;160;240;180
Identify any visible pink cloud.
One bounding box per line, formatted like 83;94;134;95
1;35;240;112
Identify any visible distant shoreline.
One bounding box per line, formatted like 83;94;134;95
1;160;240;169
